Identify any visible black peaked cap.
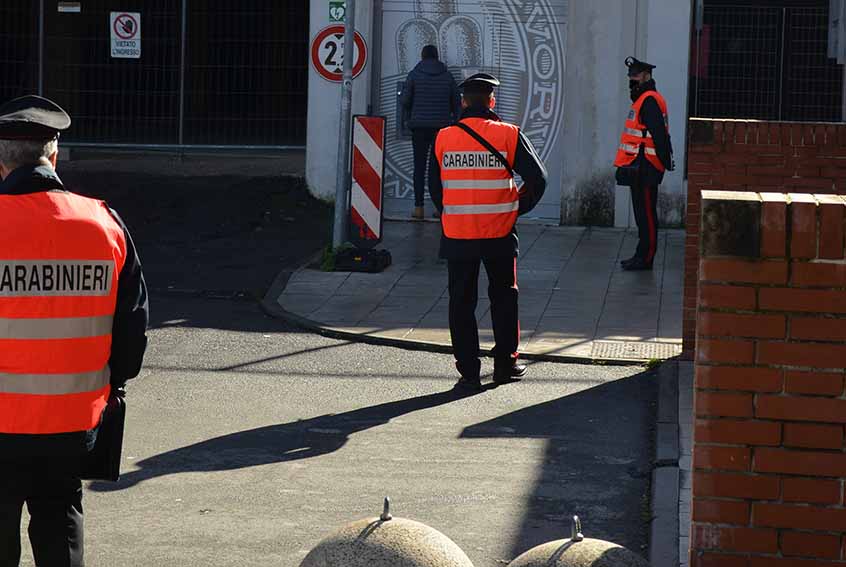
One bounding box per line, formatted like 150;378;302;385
625;56;656;76
0;95;71;140
459;72;500;94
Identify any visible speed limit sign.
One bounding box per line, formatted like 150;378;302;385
310;25;367;82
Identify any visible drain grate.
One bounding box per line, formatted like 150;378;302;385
591;340;682;360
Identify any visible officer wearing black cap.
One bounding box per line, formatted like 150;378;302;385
614;57;674;271
430;73;547;391
0;95;148;567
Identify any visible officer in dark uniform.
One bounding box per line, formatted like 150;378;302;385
614;57;674;271
0;96;148;567
430;73;547;391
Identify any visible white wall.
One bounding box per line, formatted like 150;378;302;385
560;0;633;226
306;0;375;201
375;0;569;221
642;0;692;227
306;0;692;225
562;0;692;227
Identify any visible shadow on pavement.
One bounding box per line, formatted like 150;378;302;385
147;294;296;333
60;167;331;306
462;370;657;558
89;386;489;492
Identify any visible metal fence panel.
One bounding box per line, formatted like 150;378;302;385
0;1;309;147
0;1;39;103
44;0;181;144
784;7;844;121
691;2;844;122
693;6;785;121
184;1;309;146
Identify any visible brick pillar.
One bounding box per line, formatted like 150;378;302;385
692;190;846;565
682;119;846;357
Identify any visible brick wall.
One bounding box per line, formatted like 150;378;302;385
692;190;846;565
684;120;846;356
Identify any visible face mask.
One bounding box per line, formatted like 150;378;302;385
629;79;639;90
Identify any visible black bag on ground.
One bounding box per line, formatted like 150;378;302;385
335;247;392;273
80;391;126;482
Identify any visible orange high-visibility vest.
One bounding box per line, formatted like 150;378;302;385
0;191;126;435
614;90;669;172
435;118;520;239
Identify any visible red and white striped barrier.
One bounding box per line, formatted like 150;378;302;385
349;115;386;247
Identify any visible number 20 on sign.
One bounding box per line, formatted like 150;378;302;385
310;25;367;82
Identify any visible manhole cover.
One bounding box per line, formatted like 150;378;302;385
591;340;682;360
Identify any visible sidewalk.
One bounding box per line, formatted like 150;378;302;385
272;220;684;363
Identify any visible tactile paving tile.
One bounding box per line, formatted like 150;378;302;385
591;340;682;360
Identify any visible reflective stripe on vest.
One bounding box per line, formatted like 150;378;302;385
435;117;520;240
0;367;110;395
624;127;652;138
443;201;520;215
0;315;113;339
0;191;127;434
614;90;668;172
620;143;657;156
442;179;514;190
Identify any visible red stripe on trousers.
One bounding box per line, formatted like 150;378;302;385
644;186;657;263
513;257;519;360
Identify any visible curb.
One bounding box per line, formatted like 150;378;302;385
260;266;648;367
650;360;681;566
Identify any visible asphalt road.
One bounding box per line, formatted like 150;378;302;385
16;160;657;565
19;295;657;567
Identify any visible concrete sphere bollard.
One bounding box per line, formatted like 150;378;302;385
507;517;649;567
299;497;475;567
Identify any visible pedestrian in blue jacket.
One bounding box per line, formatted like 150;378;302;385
399;45;460;220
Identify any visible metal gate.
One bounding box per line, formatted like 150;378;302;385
0;0;309;148
690;0;844;122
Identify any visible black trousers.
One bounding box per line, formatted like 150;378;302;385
630;179;659;264
0;458;84;567
448;256;519;379
411;128;439;207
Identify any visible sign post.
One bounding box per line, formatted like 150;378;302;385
110;12;141;59
332;0;356;249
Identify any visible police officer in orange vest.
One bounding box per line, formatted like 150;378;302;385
614;57;674;271
0;96;148;567
430;73;547;392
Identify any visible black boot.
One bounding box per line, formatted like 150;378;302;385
454;377;483;392
620;255;638;266
454;359;482;392
493;362;527;384
622;257;653;271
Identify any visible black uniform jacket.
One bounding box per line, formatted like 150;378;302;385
618;81;674;187
0;164;149;457
429;106;548;259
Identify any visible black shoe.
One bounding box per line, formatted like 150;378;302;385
620;256;638;266
622;257;653;271
454;377;483;392
493;363;527;384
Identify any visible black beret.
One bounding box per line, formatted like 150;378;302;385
459;72;500;94
625;56;656;77
0;95;71;141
